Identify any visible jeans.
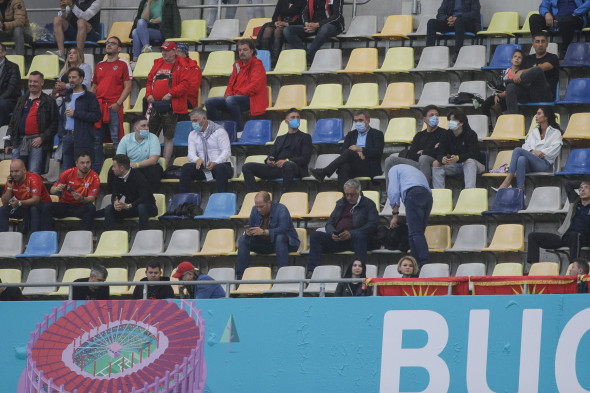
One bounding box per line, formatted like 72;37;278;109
40;202;96;231
179;162;233;193
505;67;553;114
527;230;588;263
236;234;297;277
508;147;551;187
93;109;120;173
283;23;340;60
242;161;299;193
384;154;436;189
404;186;433;266
0;26;31;56
0;99;16;127
205;95;250;131
205;0;239;29
12;139;45;175
432;160;484;189
425;16;477;54
104;203;158;230
0;203;46;232
132;19;164;59
307;230;373;272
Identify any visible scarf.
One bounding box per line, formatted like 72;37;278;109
194;124;215;164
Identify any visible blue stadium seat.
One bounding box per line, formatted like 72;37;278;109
556;79;590;104
481;44;522;70
16;231;58;258
173;121;192;147
217;120;237;142
482;188;525;215
194;193;236;219
257;49;272;72
555;149;590;175
561;42;590;68
159;193;201;220
312;118;343;144
232;120;272;145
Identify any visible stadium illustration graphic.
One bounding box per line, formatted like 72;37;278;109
18;299;206;393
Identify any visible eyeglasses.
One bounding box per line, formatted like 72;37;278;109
105;41;119;46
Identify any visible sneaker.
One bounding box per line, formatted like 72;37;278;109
141;45;152;54
310;168;325;182
306;271;313;280
129;61;137;71
46;50;65;62
491;185;512;192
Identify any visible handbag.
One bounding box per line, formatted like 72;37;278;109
151;99;172;113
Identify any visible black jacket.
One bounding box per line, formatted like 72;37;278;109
302;0;345;33
335;281;370;296
72;277;109;300
436;126;483;163
0;57;21;101
342;127;384;178
267;129;312;176
131;0;181;40
58;86;101;150
132;277;174;299
408;127;447;161
436;0;481;29
326;194;379;236
110;168;156;207
8;92;59;152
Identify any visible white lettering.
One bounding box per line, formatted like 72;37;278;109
555;308;590;393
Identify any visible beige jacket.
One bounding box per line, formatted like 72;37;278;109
0;0;30;33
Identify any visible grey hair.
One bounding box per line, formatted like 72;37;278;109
343;179;361;192
353;109;370;119
90;264;108;280
189;107;207;118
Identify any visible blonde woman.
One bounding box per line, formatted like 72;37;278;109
54;47;92;92
397;256;419;278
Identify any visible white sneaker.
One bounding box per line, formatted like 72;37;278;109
141;45;152;54
46;50;65;62
129;61;137;71
491;185;512;192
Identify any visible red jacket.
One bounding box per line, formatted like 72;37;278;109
225;56;268;116
185;57;202;108
146;56;191;114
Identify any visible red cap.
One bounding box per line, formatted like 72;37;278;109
173;261;196;278
160;41;177;51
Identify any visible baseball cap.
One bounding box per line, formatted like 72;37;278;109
177;43;189;57
172;261;197;278
160;41;177;51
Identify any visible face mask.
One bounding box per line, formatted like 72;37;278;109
428;115;439;128
288;118;300;129
354;122;367;133
139;129;150;139
448;120;459;131
192;121;202;132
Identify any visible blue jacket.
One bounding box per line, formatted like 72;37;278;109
247;201;300;248
540;0;590;25
325;194;379;237
58;86;101;149
195;274;226;299
436;0;481;30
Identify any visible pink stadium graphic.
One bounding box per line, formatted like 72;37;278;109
18;300;206;393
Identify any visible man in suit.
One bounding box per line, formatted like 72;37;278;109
311;110;384;191
0;43;22;128
242;108;312;193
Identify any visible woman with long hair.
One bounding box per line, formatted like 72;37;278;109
335;258;370;296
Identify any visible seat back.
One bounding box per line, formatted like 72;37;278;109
234;155;267;180
128;230;164;254
515;11;538;33
419;263;450;278
173;121;193;147
378;82;414;108
266;266;306;293
304;265;342;294
342;83;380;108
306;84;343;109
492;262;523;276
384;117;416;143
416;82;451;107
208;85;228;98
414;46;449;70
178;19;207;41
485;224;525;251
125;88;146;114
488;150;514;172
487;114;525;140
529;262;560;276
455;263;486;277
199;228;235;254
0;232;23;257
106;267;129;295
6;55;25;77
307;192;343;217
23;268;58;295
431;189;453;215
104;21;133;45
487;188;525;214
235;120;272;145
207;19;240;40
382;264;402;278
467;114;489;140
425;225;451;250
133;52;162;78
365;264;378;278
377;14;413;38
558;148;590;174
93;230;129;255
451;188;488;215
563;113;590;139
306;49;342;73
484;44;522;69
27;55;60;78
207;267;236;292
279;192;309;218
217;120;237;142
362;191;380;213
0;268;21;284
522;187;561;212
452;45;486;69
232;192;259;219
270;84;307;109
561;42;590;67
257;49;271;71
450;224;487;251
482;12;519;34
275;119;308;140
202;50;235;76
378;47;414;72
164;229;201;255
21;231;58;256
232;266;272;294
341;48;378;73
55;268;91;296
200;193;237;217
560;78;590;103
57;231;93;256
312;118;343;144
458;80;487;100
341;15;377;37
270;49;307;74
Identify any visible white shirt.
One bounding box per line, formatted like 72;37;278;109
187;122;231;165
522;125;563;165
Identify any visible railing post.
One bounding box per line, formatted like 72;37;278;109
225;281;231;297
68;285;73;301
143;283;148;300
319;283;325;297
217;0;222;21
299;280;304;297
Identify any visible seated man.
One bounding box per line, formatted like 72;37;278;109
570;257;589;293
204;39;268;131
180;108;233;193
41;150;98;230
114;116;163;193
49;0;102;61
173;261;225;299
505;32;559;114
0;278;23;301
311;110;384;191
283;0;344;61
103;154;158;230
242;108;312;193
0;0;32;56
132;262;174;299
72;264;109;301
0;43;22;128
307;179;378;276
432;109;484;189
0;159;51;232
528;181;590;265
236;191;299;279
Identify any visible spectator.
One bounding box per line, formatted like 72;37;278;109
180;108;233;193
58;67;101;170
397;255;420;278
0;278;23;300
54;47;92;94
497;106;562;190
102;154;158;230
242;108;312;193
175;43;202;110
0;0;32;56
49;0;102;61
72;264;109;300
114;116;163;193
256;0;305;65
283;0;344;61
334;258;370;297
432;109;484;189
383;105;446;188
205;0;264;32
530;0;590;57
307;179;379;277
7;71;58;175
0;43;21;128
570;258;589;293
236;191;300;280
527;181;590;265
173;261;225;299
41;150;98;230
482;49;523;121
132;262;174;299
0;159;52;232
91;36;132;173
310;110;384;191
204;39;268;131
425;0;481;63
388;164;433;266
505;33;559;114
146;41;190;168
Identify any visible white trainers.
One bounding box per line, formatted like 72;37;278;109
141;45;152;54
46;50;65;62
129;61;137;71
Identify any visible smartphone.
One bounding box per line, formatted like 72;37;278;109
333;229;343;236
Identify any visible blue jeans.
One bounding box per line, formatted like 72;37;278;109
132;19;163;59
404;186;433;266
0;203;46;232
236;234;297;277
307;230;372;272
93;109;120;173
283;23;340;60
12;139;45;174
205;95;250;131
508;147;551;187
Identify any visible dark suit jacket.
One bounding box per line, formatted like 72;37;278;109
0;58;21;101
267;129;313;177
342;127;384;178
110;168;156;208
436;0;481;29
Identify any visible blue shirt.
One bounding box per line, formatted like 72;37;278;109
195;274;226;299
387;164;431;207
453;0;463;16
65;91;84;130
558;0;577;15
356;131;369;148
116;132;161;163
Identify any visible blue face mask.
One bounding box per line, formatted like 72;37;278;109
355;122;367;133
428;115;439;128
139;129;150;140
448;120;459;131
192;121;202;132
288;118;300;129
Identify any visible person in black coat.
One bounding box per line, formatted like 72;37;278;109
335;258;371;297
0;278;23;300
256;0;306;64
0;44;22;127
132;262;174;299
72;264;110;301
311;110;384;191
242;108;312;193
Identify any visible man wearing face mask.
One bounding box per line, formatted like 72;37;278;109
311;110;384;191
432;109;484;189
383;105;446;188
180;107;233;193
112;116;163;193
242;108;312;193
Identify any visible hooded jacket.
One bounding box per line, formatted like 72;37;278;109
225;56;268;116
146;56;191;115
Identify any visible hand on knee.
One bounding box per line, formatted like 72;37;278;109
432;160;442;168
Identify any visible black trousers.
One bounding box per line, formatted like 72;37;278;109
322;149;371;191
425;16;478;54
529;13;584;52
40;202;96;231
179;162;233;193
527;230;589;263
242;161;300;193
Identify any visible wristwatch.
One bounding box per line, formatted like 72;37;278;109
18;200;22;207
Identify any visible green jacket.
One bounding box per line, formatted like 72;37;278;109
131;0;181;40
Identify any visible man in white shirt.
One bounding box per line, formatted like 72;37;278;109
180;107;233;193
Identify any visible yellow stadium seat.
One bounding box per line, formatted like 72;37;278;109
232;155;267;182
373;15;413;40
529;262;560;276
363;190;381;213
384;117;416;144
267;49;307;75
133;52;162;78
431;188;453;216
152;193;166;219
0;268;21;284
231;192;272;219
266;84;307;111
337;48;378;74
563;113;590;141
168;19;208;44
492;262;523;276
99;158;113;184
294;227;308;254
279;192;308;218
303;192;343;219
375;47;414;73
202;50;235;77
374;82;414;109
483;114;525;142
207;86;227;99
477;12;519;38
26;55;60;79
266;119;308;145
98;21;133;45
425;225;451;252
514;11;539;35
124;88;146;114
340;83;380;109
106;267;129;296
52;268;91;296
194;228;235;256
189;51;200;66
449;188;488;215
123;268;148;296
482;150;513;177
88;230;129;257
0;160;11;187
422;116;449;131
302;84;343;110
235;18;272;40
161;157;189;183
231;266;271;295
6;55;25;77
481;224;525;252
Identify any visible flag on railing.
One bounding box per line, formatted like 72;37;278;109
470;275;578;295
365;277;470;296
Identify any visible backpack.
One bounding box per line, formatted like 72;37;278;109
376;223;410;252
448;92;484;108
162;202;203;218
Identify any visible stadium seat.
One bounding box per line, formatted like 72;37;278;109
201;19;240;43
555;148;590;175
257;49;271;71
425;225;451;252
26;55;60;79
483;188;525;215
373;14;412;40
272;119;308;143
234;17;272;40
194;228;235;256
449;188;488;215
106;267;129;295
477;12;518;38
0;232;23;257
52;268;91;297
450;81;487;107
172;121;192;147
267;49;307;75
304;154;339;181
529;262;560;276
363;190;381;213
449;45;486;71
482;44;522;70
232;155;266;181
407;14;434;38
467;114;489;140
482;150;513;177
202;51;235;77
0;160;10;187
365;264;378;278
207;85;227;98
16;231;58;258
519;187;561;214
303;192;343;219
556;78;590;104
431;189;453;216
381;264;404;278
231;192;261;220
22;268;58;295
217;120;237;142
98;21;133;45
513;11;538;36
231;266;272;295
208;267;236;292
560;42;590;68
123;268;150;296
312;118;343;144
279;192;309;219
338;48;378;74
195;193;237;219
446;224;488;252
97;194;112;210
340;83;379;109
375;47;414;74
411;82;451;108
123;230;164;256
337;15;377;40
159;157;188;184
374;82;414;110
302;84;343;110
562;113;590;141
266;84;307;111
166;19;207;45
481;224;525;252
301;49;342;74
383;117;416;144
132;53;162;79
0;268;21;285
124;88;145;114
419;263;450;278
51;231;93;257
304;265;341;295
492;262;523;276
264;266;306;295
232;119;272;145
159;193;201;220
483;115;525;141
88;230;129;257
6;55;25;77
162;229;201;255
411;46;449;72
455;263;486;277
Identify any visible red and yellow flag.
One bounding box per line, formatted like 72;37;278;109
470;275;578;295
365;277;470;296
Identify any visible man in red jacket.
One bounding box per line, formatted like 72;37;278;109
176;43;202;110
205;39;268;131
146;41;190;168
